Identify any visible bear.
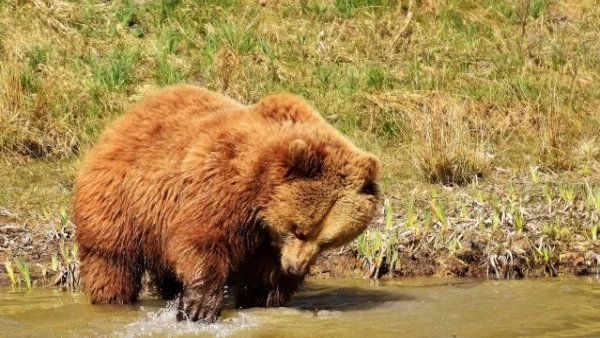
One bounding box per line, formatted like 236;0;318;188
73;85;381;322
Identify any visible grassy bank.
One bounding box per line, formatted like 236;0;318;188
1;0;600;286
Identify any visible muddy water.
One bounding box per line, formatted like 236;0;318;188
1;278;599;338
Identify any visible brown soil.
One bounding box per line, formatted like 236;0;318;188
0;208;75;288
1;206;599;289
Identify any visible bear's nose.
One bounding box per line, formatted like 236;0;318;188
287;266;304;276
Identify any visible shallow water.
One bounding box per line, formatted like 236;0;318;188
1;277;599;338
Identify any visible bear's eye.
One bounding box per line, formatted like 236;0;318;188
359;181;379;196
291;224;307;241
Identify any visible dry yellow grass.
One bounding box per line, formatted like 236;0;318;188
0;0;599;213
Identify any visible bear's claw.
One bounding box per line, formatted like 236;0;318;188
176;284;223;323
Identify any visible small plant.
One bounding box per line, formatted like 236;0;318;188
15;258;32;290
4;261;16;288
590;222;598;241
475;190;485;204
356;202;400;279
424;210;432;231
356;232;369;262
530;166;540;184
592;189;600;211
314;66;334;88
51;242;81;291
161;29;180;55
511;206;525;233
584;182;600;222
366;66;388;90
27;45;49;70
542;184;554;212
529;0;550;19
541;218;570;240
51;253;59;271
158;0;178;22
460;202;469;219
507;183;518;205
535;246;552;266
386;246;400;272
116;0;138;27
491;210;501;230
491;194;501;214
431;198;450;233
384;228;400;273
59;206;68;229
589;185;600;211
335;0;357;18
356;229;381;272
407;196;416;232
558;185;576;204
92;49;139;92
384;198;393;230
39;264;48;279
447;237;463;255
155;56;185;87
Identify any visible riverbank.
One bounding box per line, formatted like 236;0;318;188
2;168;599;290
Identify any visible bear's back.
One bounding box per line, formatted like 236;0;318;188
81;86;243;171
74;86;249;253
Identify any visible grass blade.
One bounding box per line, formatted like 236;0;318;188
4;261;16;287
15;258;32;290
430;199;449;232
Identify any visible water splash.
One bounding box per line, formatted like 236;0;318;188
115;306;260;338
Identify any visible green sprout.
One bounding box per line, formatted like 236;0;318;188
15;258;32;290
530;166;540;184
512;207;525;232
430;199;449;233
4;261;16;288
385;199;393;230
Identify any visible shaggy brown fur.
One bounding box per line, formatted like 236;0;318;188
73;85;380;322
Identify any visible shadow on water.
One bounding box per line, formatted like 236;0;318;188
288;286;413;311
121;283;411;314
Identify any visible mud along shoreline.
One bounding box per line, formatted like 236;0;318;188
1;200;599;291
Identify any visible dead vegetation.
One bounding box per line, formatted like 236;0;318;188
352;170;600;279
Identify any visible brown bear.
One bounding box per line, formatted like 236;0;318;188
73;85;381;322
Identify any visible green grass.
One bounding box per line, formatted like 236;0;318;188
3;261;16;288
353;176;600;278
155;56;186;86
0;0;599;214
116;0;139;28
14;258;32;289
91;49;139;92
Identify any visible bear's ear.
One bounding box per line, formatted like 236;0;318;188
350;154;380;182
359;154;381;181
287;139;323;178
257;94;322;125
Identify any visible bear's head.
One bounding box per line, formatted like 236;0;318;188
261;131;381;277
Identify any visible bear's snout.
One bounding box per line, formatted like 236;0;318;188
285;260;311;276
281;256;308;276
287;266;304;276
281;239;320;277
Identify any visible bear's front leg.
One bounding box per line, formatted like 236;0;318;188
167;235;230;323
177;277;225;322
235;243;304;309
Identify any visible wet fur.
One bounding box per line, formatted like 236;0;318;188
73;85;380;322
